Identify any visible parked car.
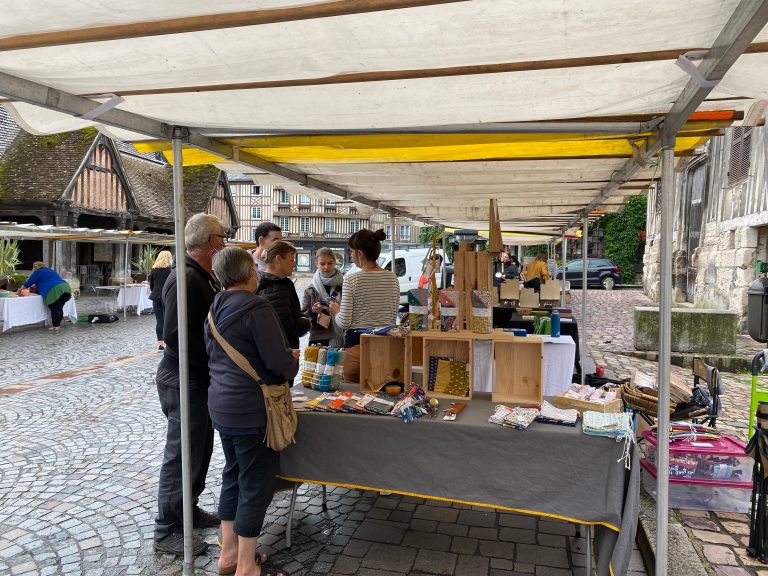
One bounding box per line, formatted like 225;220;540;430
556;258;621;290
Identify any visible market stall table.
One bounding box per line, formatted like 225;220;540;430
0;294;77;332
280;388;639;576
116;284;153;315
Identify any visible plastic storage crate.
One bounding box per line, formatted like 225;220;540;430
643;429;750;484
640;459;751;513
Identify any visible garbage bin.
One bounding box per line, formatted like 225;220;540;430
748;278;768;343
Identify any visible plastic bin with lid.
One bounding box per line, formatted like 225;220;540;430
640;459;751;513
643;429;749;483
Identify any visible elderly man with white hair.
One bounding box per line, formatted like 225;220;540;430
153;213;227;556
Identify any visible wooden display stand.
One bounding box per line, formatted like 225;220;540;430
359;334;406;393
422;333;473;400
492;338;543;404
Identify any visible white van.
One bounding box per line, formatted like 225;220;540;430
345;247;443;304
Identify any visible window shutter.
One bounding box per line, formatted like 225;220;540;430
727;127;752;185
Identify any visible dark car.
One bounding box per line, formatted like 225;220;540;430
556;258;621;290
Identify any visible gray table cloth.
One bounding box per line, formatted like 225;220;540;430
280;390;639;576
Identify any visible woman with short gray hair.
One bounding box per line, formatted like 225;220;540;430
205;246;298;576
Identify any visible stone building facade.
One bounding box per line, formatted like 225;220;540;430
644;119;768;329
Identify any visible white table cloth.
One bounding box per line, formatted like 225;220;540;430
473;335;576;396
116;285;153;315
0;294;78;332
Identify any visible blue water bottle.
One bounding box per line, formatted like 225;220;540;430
550;311;561;338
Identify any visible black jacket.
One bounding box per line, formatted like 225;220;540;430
148;266;172;301
205;290;299;430
159;256;221;387
256;273;311;348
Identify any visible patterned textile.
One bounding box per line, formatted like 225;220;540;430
408;289;430;331
470;290;492;334
438;289;460;331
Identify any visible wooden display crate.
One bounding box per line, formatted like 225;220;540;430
359;335;406;393
422;336;473;400
405;333;424;385
492;339;543;404
552;394;622;413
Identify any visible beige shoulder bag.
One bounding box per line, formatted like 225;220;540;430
207;311;297;451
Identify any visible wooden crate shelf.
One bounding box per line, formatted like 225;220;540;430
359;335;406;393
423;336;473;400
492;339;543;404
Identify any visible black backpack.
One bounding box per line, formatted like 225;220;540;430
88;313;119;324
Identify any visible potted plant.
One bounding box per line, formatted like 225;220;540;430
8;273;28;291
132;246;157;283
0;239;21;290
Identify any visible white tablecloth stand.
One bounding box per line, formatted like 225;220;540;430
473;335;576;396
0;294;78;332
116;285;153;315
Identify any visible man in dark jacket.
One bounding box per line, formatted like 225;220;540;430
153;214;225;556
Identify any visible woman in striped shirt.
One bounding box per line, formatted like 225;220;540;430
329;229;400;383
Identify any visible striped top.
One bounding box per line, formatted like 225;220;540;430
335;269;400;331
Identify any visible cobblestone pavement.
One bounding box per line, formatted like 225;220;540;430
570;289;768;576
1;285;647;576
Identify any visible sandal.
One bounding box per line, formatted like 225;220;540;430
218;552;273;575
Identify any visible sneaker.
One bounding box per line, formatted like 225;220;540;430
194;507;220;528
153;531;208;556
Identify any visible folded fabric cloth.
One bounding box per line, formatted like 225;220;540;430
537;400;578;426
438;289;460;332
471;290;492;334
301;346;320;388
503;407;540;430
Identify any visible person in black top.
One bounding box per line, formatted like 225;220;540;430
256;240;311;351
502;252;521;279
153;214;226;557
148;249;173;350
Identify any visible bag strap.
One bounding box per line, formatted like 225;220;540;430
207;311;263;383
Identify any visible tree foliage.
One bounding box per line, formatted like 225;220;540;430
593;195;647;283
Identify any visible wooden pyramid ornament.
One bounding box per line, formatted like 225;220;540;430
488;198;503;255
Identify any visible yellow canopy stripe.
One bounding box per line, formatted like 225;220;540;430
133;121;727;166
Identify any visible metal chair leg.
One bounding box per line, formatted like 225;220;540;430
585;525;593;576
286;483;299;548
322;484;328;511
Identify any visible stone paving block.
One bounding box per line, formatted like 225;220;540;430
702;545;737;566
361;543;416;573
469;527;498;540
534;567;573;576
691;529;737;545
357;569;406;576
498;514;537;530
352;521;405;544
397;502;416;512
343;540;372;558
458;510;496;528
499;527;538;545
535;534;565;548
456;554;490;576
537;522;575;537
366;508;391;520
388;510;412;524
490;559;516;570
410;519;437;533
413;506;459;524
713;568;753;576
412;548;458;575
373;498;399;510
332;555;362;574
451;536;478;555
436;522;468;537
515;544;569;568
478;541;516;560
682;516;721;531
514;562;536;573
401;531;451;552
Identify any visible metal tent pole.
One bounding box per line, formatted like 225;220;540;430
656;141;675;576
580;216;588;385
123;236;129;322
560;235;567;308
390;212;396;276
171;133;195;576
441;228;448;289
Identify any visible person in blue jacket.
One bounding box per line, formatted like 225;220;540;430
20;261;72;332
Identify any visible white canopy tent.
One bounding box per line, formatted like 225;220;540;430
2;1;768;573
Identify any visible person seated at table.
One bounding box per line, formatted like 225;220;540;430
256;241;311;380
19;261;72;332
328;229;399;383
522;252;549;293
205;247;298;576
502;252;520;279
148;249;173;351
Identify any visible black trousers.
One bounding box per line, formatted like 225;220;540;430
218;432;277;538
523;277;541;293
152;298;165;341
154;367;214;540
48;292;71;327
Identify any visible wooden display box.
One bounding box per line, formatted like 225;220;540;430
552;394;623;414
359;335;406;393
422;335;473;400
492;339;543;404
405;333;424;385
